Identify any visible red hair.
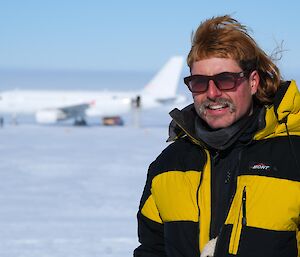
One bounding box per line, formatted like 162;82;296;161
187;15;281;104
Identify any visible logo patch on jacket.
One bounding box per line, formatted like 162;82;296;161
249;162;271;171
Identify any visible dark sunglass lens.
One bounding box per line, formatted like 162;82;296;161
216;74;236;90
189;77;207;92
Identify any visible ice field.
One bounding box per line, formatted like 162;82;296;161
0;116;172;257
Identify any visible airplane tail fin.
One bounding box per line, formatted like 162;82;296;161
142;56;184;100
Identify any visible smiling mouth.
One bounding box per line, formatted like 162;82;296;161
207;103;229;110
198;98;236;116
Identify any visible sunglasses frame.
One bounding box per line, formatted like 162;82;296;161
184;71;249;93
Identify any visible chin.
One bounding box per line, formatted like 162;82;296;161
204;118;235;129
198;109;237;129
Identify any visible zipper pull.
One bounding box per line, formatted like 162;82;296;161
242;186;247;226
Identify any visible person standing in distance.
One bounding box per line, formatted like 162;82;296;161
134;15;300;257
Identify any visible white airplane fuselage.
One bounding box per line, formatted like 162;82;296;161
0;56;186;124
0;90;153;116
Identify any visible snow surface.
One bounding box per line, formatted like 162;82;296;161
0;121;171;257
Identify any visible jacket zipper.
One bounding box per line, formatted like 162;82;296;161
209;151;217;239
242;186;247;226
213;147;246;256
229;186;247;255
196;172;202;254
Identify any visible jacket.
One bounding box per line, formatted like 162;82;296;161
134;80;300;257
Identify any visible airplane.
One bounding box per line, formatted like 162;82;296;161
0;56;186;126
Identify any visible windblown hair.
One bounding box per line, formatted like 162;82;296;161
187;15;281;104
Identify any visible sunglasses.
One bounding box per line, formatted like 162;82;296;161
184;71;249;93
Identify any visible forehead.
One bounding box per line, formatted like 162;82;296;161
191;58;241;75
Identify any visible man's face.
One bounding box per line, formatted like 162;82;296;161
191;58;259;129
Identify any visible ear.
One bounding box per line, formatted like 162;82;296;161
249;70;259;95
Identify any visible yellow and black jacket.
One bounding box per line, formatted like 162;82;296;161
134;81;300;257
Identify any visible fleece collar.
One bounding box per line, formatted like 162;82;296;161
194;105;263;150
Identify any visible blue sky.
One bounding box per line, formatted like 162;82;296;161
1;0;300;79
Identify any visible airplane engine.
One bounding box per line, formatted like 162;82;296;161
35;109;67;124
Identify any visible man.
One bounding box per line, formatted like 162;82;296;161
134;15;300;257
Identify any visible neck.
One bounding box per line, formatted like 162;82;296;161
195;104;261;150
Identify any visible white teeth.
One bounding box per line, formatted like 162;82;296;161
208;104;227;110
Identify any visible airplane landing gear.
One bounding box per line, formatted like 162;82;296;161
74;117;87;126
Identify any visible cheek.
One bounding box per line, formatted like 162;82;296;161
192;95;204;110
193;94;204;104
234;92;253;115
192;93;199;100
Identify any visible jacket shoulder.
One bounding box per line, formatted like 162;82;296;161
148;137;206;178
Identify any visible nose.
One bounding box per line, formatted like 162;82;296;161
206;79;222;99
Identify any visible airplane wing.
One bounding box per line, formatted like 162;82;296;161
60;103;90;118
35;103;90;124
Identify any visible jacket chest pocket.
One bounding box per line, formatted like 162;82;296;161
225;185;247;254
224;175;300;256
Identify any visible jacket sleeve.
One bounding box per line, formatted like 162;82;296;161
134;162;167;257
